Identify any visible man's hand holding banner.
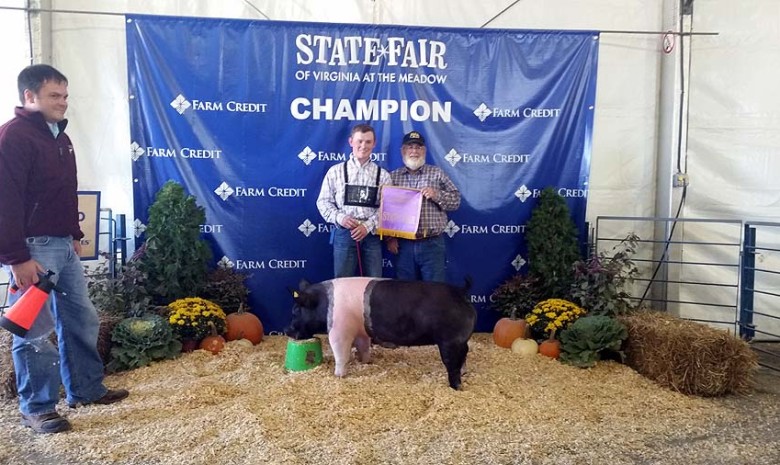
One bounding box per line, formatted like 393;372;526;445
378;186;422;239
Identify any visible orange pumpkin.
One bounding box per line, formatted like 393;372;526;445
539;330;561;359
493;316;528;348
199;322;225;355
226;305;264;345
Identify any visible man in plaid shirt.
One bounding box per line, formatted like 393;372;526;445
386;131;461;282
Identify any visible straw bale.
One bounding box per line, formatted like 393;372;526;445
0;334;777;465
621;311;758;396
0;330;14;399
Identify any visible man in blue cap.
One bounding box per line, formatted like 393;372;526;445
386;130;460;282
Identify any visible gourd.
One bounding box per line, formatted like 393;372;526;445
230;338;254;349
199;322;226;355
225;304;264;345
492;309;528;348
539;329;562;359
511;337;539;356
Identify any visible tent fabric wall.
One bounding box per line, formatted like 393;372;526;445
2;1;778;334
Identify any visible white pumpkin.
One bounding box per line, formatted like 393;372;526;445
511;337;539;356
229;338;254;349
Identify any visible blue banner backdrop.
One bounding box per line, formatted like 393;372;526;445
126;15;599;333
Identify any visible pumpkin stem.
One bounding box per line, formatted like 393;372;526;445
207;321;218;337
549;328;557;341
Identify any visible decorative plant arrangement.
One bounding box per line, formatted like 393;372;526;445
140;180;212;305
559;315;628;368
87;258;152;318
569;233;640;317
525;298;586;339
525;187;581;299
106;314;182;373
491;274;543;319
167;297;227;342
201;267;251;314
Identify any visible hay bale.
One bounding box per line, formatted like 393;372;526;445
0;330;16;400
97;313;123;365
621;311;758;396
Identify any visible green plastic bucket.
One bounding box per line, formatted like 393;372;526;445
285;337;323;372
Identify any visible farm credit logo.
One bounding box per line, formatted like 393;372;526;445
444;148;530;167
514;185;588;203
131;142;222;161
296;146;386;166
217;255;306;270
298;219;334;237
214;182;307;201
443;220;526;238
170;94;268;115
473;102;561;123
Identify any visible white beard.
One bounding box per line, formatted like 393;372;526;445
403;155;425;171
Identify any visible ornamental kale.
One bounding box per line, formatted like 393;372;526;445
107;314;181;373
559;315;628;368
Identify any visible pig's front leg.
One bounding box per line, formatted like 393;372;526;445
353;335;371;363
329;333;353;377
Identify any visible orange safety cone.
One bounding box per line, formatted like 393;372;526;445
0;271;64;337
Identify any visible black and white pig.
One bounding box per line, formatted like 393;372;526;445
285;277;477;389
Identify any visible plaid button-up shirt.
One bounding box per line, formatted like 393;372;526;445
316;155;392;234
390;164;460;237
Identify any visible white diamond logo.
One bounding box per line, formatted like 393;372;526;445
445;149;462;167
130;142;145;161
474;103;491;122
515;185;532;203
298;219;317;237
133;218;146;238
170;94;191;115
298;146;317;165
512;255;527;271
443;220;460;238
217;256;235;269
214;181;235;201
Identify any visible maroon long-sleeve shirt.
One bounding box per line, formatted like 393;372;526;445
0;107;83;265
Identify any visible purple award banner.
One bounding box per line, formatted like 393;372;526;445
379;186;423;239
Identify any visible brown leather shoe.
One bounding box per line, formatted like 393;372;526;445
21;412;71;434
68;389;129;408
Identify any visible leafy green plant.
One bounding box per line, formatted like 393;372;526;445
86;259;152;317
139;181;211;305
491;274;543;319
106;314;181;373
570;233;640;317
200;268;251;314
525;187;581;298
559;315;628;368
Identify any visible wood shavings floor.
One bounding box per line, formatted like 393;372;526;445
1;334;778;465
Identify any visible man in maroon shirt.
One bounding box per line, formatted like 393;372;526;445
0;64;128;434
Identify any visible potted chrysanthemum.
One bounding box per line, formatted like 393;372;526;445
167;297;227;351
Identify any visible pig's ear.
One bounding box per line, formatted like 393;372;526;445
288;287;302;301
298;279;311;291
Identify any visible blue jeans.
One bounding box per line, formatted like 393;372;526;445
332;228;383;277
394;235;447;282
6;236;108;416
